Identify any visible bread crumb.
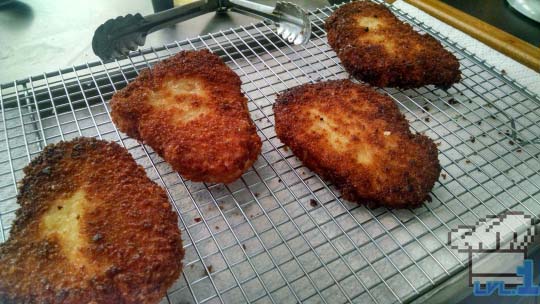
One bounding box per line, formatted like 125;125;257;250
205;265;214;275
448;98;458;105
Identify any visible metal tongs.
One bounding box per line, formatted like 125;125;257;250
92;0;311;61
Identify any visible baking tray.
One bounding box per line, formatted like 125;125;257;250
1;1;539;303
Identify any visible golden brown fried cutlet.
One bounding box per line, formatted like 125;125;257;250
111;49;261;184
274;80;441;208
325;1;460;88
0;138;184;304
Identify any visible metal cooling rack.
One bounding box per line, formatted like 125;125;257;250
1;1;539;303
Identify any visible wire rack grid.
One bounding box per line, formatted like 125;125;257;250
1;1;539;303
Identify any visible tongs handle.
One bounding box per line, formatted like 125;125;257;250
228;0;280;22
145;0;219;32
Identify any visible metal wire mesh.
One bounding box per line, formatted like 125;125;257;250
1;1;539;303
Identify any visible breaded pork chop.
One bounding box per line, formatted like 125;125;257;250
325;1;460;88
274;80;441;208
0;138;184;304
111;49;261;184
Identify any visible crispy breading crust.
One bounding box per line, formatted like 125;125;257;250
111;49;261;184
274;80;441;208
0;138;184;303
325;1;460;88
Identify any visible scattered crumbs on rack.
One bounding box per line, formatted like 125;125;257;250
509;140;515;145
468;100;472;104
481;134;486;137
436;142;442;146
448;98;458;105
426;195;433;203
498;131;502;135
501;69;507;75
218;205;224;210
470;136;476;143
249;214;254;218
477;121;482;125
517;149;522;153
422;105;430;112
254;192;259;197
465;160;471;164
424;117;430;122
309;199;318;207
194;217;202;223
277;178;282;183
215;225;219;230
205;265;214;276
242;244;247;250
441;173;447;180
283;146;289;152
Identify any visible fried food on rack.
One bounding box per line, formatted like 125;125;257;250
0;138;184;304
274;80;441;208
111;49;261;184
325;1;460;88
